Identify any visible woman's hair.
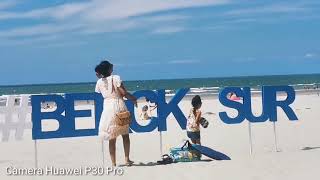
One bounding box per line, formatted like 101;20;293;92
95;64;102;75
191;95;202;108
98;60;113;78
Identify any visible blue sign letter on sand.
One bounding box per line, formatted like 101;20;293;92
219;87;246;124
157;88;189;131
31;95;67;139
263;86;298;122
243;87;269;123
127;89;189;132
127;90;159;133
32;93;101;139
65;93;100;137
219;86;298;124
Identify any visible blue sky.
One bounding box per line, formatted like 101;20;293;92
0;0;319;85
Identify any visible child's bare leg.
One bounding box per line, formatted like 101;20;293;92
197;139;201;145
191;139;197;144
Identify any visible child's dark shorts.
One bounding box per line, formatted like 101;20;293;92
187;131;201;141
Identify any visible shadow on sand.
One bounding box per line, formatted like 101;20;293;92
301;147;320;151
119;159;214;167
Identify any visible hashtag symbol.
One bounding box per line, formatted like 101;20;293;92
0;95;32;142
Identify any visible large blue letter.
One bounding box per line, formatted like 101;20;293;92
31;95;67;139
127;90;159;133
219;87;246;124
94;93;103;133
157;88;189;131
263;86;298;122
65;93;100;137
32;93;103;139
243;87;269;123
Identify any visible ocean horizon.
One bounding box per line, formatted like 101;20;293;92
0;73;320;96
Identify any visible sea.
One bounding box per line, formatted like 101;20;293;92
0;74;319;97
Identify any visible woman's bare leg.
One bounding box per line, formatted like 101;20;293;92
122;134;132;164
109;139;116;166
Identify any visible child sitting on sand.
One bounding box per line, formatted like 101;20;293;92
187;95;203;145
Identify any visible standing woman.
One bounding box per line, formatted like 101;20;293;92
95;61;137;167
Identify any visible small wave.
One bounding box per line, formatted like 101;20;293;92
165;86;221;97
293;83;316;86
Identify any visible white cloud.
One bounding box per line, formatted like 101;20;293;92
0;23;84;38
0;0;230;42
0;35;61;47
151;26;185;34
168;60;201;64
0;0;18;10
232;57;256;63
142;14;189;22
0;0;229;21
142;62;162;65
224;3;307;16
4;1;315;45
305;53;317;58
0;1;89;20
80;20;139;34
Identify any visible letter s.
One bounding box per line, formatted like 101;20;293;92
219;87;246;124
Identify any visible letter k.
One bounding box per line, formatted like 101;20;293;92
156;88;189;131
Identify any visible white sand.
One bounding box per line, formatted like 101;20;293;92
0;93;320;180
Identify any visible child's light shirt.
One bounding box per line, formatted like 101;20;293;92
187;108;200;132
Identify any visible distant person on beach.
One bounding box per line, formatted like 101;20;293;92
186;95;203;145
228;92;241;101
140;98;158;120
14;99;18;105
95;60;137;167
146;98;157;116
41;101;51;109
140;105;151;120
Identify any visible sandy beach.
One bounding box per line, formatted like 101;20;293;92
0;92;320;180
